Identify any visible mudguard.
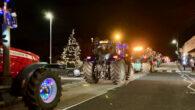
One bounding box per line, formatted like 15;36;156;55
11;62;48;96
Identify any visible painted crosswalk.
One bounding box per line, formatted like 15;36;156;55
153;69;191;73
153;63;192;73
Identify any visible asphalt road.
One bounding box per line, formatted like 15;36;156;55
0;73;146;110
66;67;195;110
2;63;195;110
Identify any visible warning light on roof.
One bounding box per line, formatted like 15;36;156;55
133;46;143;51
0;8;3;16
5;0;11;3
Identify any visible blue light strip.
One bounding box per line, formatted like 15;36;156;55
0;11;4;16
5;0;11;3
117;43;128;57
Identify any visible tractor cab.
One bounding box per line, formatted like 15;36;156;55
93;40;116;57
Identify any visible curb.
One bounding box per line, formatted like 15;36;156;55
153;70;181;73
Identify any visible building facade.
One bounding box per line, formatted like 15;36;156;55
182;36;195;57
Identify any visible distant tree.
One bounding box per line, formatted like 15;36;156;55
61;29;82;68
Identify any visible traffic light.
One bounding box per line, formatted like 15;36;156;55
0;35;8;43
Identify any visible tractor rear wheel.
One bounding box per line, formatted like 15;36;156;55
110;60;126;85
83;62;99;84
23;68;62;110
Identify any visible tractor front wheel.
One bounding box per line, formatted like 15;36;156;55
23;68;62;110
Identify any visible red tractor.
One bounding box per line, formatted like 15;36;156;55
0;1;62;110
0;46;63;110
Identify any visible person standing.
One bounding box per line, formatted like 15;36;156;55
189;58;195;72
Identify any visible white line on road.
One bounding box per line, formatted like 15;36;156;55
61;73;148;110
61;77;83;80
177;70;195;94
62;85;118;110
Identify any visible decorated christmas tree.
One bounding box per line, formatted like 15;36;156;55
61;29;82;68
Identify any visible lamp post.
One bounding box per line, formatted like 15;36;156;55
45;12;53;64
116;35;120;40
172;39;179;55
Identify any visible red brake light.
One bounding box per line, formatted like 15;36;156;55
87;56;91;60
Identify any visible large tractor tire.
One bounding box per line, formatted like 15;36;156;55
23;68;62;110
83;62;99;84
110;60;126;85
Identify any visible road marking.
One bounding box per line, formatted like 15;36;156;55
61;73;148;110
159;70;163;72
176;70;180;73
62;85;119;110
61;77;83;80
177;70;195;94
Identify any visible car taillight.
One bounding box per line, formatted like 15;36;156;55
113;55;118;59
87;56;91;60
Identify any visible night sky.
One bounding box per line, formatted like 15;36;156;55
3;0;195;62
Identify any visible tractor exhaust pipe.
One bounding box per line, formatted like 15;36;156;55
1;26;11;85
0;2;11;85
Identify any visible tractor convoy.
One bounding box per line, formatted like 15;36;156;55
0;0;162;110
0;0;133;108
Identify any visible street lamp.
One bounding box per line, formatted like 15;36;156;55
171;39;179;55
115;35;120;40
45;12;53;64
172;39;177;44
114;35;121;44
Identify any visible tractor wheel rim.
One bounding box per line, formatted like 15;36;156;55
40;78;57;103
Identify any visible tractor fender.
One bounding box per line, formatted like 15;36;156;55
18;62;48;80
11;62;48;96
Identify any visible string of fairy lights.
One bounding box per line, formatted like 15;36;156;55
0;0;17;29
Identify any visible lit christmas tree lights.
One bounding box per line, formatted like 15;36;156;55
61;29;82;69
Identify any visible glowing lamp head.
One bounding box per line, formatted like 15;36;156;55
116;35;119;39
115;35;120;41
172;39;177;44
45;12;53;19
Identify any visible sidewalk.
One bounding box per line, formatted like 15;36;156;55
177;63;195;75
